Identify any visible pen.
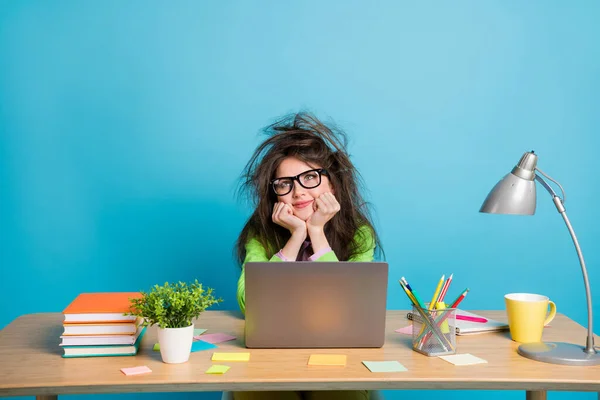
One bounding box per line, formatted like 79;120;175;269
429;274;445;310
456;314;487;323
399;280;418;307
401;277;425;308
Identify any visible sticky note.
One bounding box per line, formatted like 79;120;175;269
362;361;408;373
121;366;152;376
438;353;488;366
194;328;208;337
153;343;160;351
307;354;347;366
211;352;251;362
192;340;218;352
395;326;413;335
197;333;236;344
206;365;231;374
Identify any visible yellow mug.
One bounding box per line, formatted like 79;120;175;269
504;293;556;343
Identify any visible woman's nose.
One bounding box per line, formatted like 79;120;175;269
292;182;307;197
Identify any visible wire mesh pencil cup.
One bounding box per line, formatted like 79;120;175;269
412;303;457;356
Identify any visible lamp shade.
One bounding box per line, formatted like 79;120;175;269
480;151;539;215
479;173;536;215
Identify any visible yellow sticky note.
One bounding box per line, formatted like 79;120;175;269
206;365;230;374
438;353;488;366
211;352;251;362
153;343;160;351
308;354;347;366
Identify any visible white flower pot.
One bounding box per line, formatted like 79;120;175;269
157;324;194;364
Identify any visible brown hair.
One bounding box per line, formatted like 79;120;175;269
235;112;382;264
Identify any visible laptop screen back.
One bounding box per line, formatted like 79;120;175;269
244;262;388;348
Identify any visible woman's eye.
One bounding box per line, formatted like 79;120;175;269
276;181;291;190
303;173;317;181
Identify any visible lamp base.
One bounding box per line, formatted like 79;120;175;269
518;342;600;366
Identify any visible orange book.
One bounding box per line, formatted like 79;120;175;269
63;292;142;323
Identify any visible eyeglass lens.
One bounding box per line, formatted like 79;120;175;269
272;170;322;195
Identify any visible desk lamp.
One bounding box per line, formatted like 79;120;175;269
480;150;599;365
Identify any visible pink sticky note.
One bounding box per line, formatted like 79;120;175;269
197;333;236;344
395;326;413;335
121;366;152;376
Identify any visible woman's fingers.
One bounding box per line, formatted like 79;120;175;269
272;202;284;222
315;193;339;215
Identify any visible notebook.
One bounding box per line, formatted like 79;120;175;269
62;292;142;323
60;325;146;346
62;327;146;358
244;261;388;348
62;318;142;336
406;309;509;335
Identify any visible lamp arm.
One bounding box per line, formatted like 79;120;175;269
535;174;596;354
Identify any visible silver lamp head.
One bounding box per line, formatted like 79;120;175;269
480;151;538;215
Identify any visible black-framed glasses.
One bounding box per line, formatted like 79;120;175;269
270;168;328;196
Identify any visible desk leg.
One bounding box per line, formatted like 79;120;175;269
526;391;546;400
37;395;57;400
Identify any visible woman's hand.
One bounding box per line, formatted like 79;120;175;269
272;202;307;237
306;192;340;232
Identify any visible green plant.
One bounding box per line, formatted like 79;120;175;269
128;280;222;329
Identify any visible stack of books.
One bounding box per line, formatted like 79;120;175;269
60;292;146;358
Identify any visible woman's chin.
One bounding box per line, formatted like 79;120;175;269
294;210;313;222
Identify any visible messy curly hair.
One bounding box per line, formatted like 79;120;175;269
235;112;382;264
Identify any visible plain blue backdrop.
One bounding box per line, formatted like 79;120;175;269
1;1;599;400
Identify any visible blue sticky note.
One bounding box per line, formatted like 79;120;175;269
191;340;218;352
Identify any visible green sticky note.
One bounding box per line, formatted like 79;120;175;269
206;365;230;374
194;329;208;336
153;343;160;351
362;361;408;373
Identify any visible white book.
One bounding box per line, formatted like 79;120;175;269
60;326;145;346
62;318;141;336
406;309;509;335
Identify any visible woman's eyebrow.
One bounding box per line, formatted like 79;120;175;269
274;168;317;180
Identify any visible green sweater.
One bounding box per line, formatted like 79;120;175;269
236;225;376;314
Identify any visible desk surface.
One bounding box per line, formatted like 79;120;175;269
0;310;599;397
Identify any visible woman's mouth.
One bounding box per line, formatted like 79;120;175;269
293;200;313;209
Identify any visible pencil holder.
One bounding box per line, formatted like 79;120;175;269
411;303;457;357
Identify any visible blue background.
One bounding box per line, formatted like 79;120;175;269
1;1;599;400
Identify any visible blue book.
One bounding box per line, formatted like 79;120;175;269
62;326;146;358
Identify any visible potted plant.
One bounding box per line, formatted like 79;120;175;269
128;280;222;364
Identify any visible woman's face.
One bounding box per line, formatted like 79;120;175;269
272;157;334;221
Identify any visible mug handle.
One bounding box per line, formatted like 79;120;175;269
544;300;557;326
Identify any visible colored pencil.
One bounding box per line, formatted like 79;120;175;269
449;288;470;308
428;275;445;310
437;273;453;303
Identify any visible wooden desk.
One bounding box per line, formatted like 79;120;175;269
1;311;599;400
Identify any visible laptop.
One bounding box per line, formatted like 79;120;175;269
244;261;388;348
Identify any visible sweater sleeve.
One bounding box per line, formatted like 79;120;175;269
237;237;282;315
